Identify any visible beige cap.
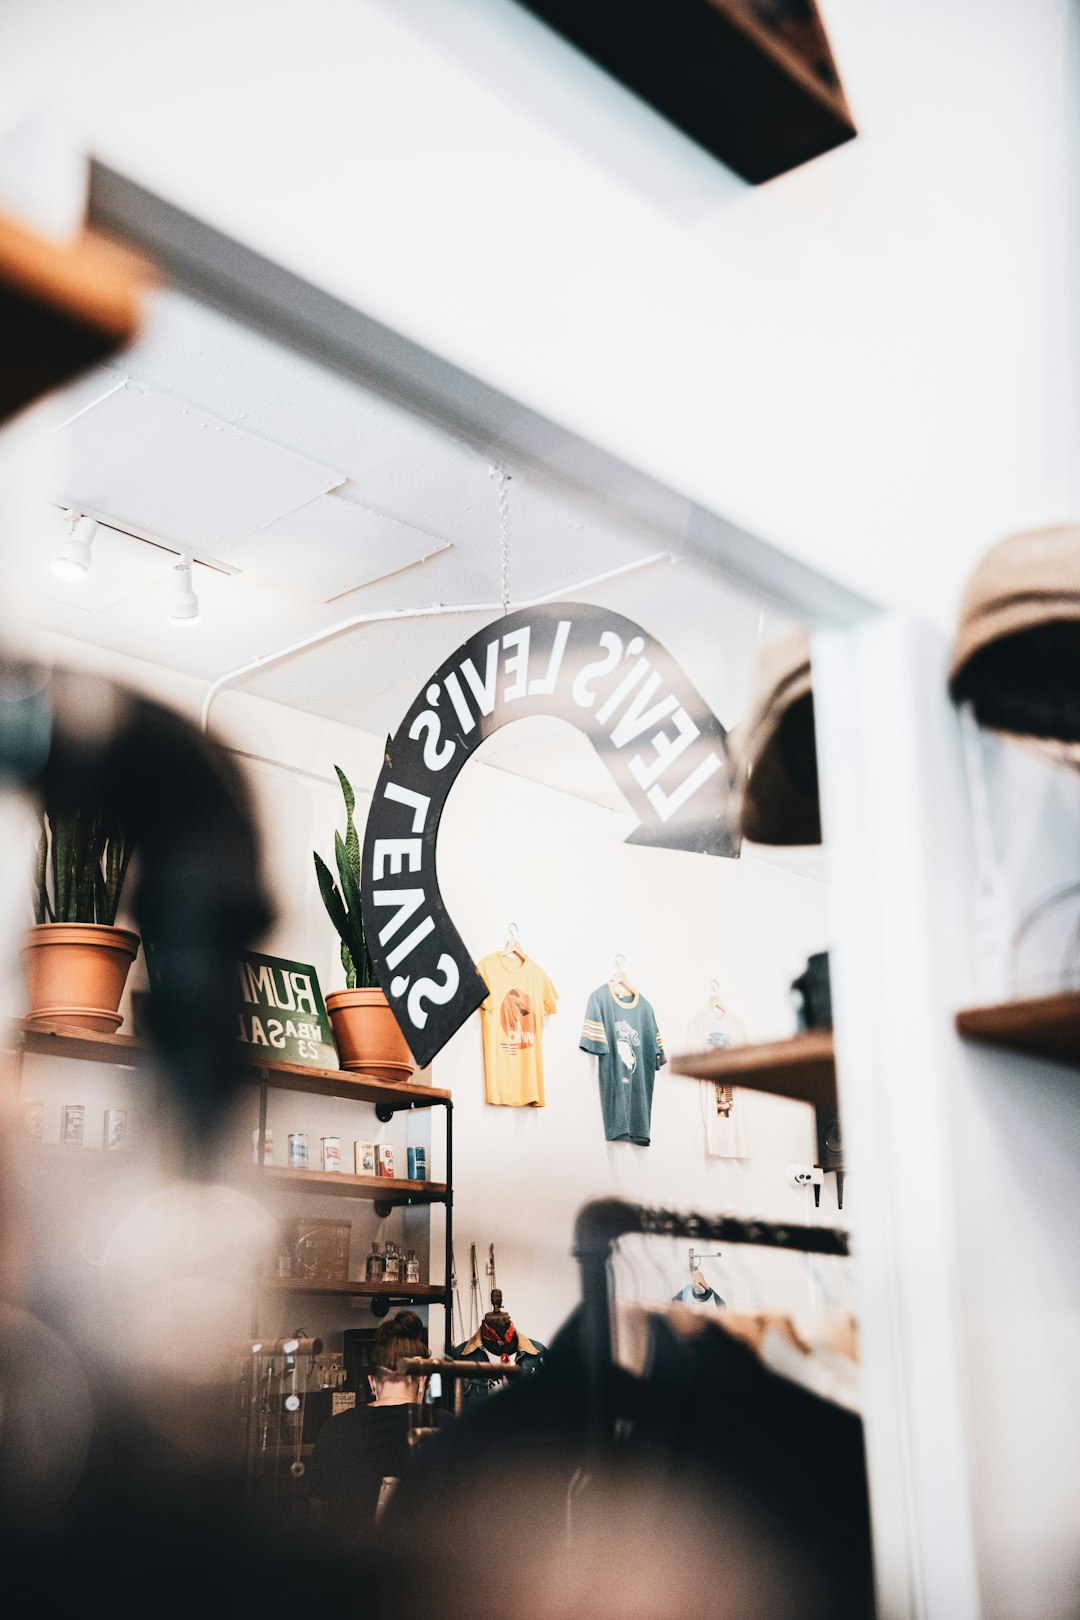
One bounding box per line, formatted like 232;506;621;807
949;525;1080;756
733;629;820;846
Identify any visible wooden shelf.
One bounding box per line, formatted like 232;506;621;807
258;1166;446;1204
13;1021;450;1111
955;992;1080;1066
266;1279;446;1300
671;1029;836;1111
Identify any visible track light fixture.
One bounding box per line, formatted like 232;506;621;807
51;512;97;583
168;556;199;624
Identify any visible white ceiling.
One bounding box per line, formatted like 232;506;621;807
28;286;815;850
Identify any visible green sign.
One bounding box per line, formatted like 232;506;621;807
235;952;337;1068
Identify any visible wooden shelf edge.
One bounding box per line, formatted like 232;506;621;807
955;991;1080;1066
265;1279;446;1299
259;1167;446;1201
671;1030;836;1111
11;1019;450;1106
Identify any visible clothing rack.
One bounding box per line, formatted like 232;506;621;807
572;1197;851;1446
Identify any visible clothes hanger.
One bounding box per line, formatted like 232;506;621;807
501;921;525;964
609;953;635;997
689;1247;721;1296
708;978;726;1015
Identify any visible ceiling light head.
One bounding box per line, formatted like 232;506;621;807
168;556;199;624
50;513;97;583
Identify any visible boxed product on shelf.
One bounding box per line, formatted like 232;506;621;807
354;1140;376;1176
376;1144;395;1178
275;1216;352;1283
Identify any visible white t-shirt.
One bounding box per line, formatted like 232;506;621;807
686;1004;750;1159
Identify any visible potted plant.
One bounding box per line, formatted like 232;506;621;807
314;765;415;1082
25;805;139;1032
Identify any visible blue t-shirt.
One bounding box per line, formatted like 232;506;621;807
579;984;666;1145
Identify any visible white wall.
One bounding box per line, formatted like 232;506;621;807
37;628;837;1353
3;0;1079;627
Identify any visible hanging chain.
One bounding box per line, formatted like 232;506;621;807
490;463;512;615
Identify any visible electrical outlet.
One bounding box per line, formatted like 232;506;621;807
789;1162;824;1190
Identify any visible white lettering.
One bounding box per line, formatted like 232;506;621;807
383;782;431;833
249;1016;270;1047
502;628;531;701
595;658;652;726
629;706;700;791
528;619;572;697
571;632;623;708
460;640;500;716
373;887;427;945
407;953;461;1029
408;709;456;770
386;915;437;970
443;670;475;733
266;1018;287;1050
646;752;723;822
373;838;423;880
609;672;679;748
290;972;318;1016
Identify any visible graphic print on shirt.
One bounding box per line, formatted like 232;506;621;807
499;988;535;1056
614;1020;640;1081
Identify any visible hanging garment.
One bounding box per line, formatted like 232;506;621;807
476;951;558;1106
580;984;666;1145
388;1309;874;1620
451;1325;547;1406
671;1281;726;1309
687;1003;750;1159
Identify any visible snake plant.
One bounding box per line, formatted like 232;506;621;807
313;765;377;990
33;805;133;927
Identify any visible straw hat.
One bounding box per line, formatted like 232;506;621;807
734;629;820;846
949;525;1080;762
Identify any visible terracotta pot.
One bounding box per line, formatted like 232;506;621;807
326;988;415;1082
23;923;140;1034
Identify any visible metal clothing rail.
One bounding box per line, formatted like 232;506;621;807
572;1197;851;1447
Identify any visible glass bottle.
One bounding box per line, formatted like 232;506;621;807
365;1241;385;1283
404;1250;420;1285
383;1243;401;1285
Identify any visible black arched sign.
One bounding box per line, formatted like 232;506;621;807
361;602;739;1068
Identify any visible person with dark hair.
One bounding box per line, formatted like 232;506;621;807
306;1312;441;1543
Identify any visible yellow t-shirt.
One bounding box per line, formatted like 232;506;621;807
476;952;559;1107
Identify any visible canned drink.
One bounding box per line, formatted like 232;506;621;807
288;1132;309;1170
62;1105;84;1145
103;1107;127;1151
321;1136;342;1172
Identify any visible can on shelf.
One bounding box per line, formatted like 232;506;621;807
320;1136;342;1172
62;1104;84;1145
288;1132;309;1170
103;1107;127;1151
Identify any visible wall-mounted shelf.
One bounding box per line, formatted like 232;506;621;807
12;1018;455;1349
12;1021;451;1113
671;1029;837;1111
955;992;1080;1066
259;1165;447;1207
267;1279;445;1301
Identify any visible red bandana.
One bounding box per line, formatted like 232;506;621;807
480;1318;519;1362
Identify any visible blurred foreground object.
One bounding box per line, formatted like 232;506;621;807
949;524;1080;769
735;629;820;845
517;0;856;183
0;212;153;425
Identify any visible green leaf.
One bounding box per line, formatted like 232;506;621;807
334;765;355;822
314;851;357;959
341;941;356;991
33;823;49;924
